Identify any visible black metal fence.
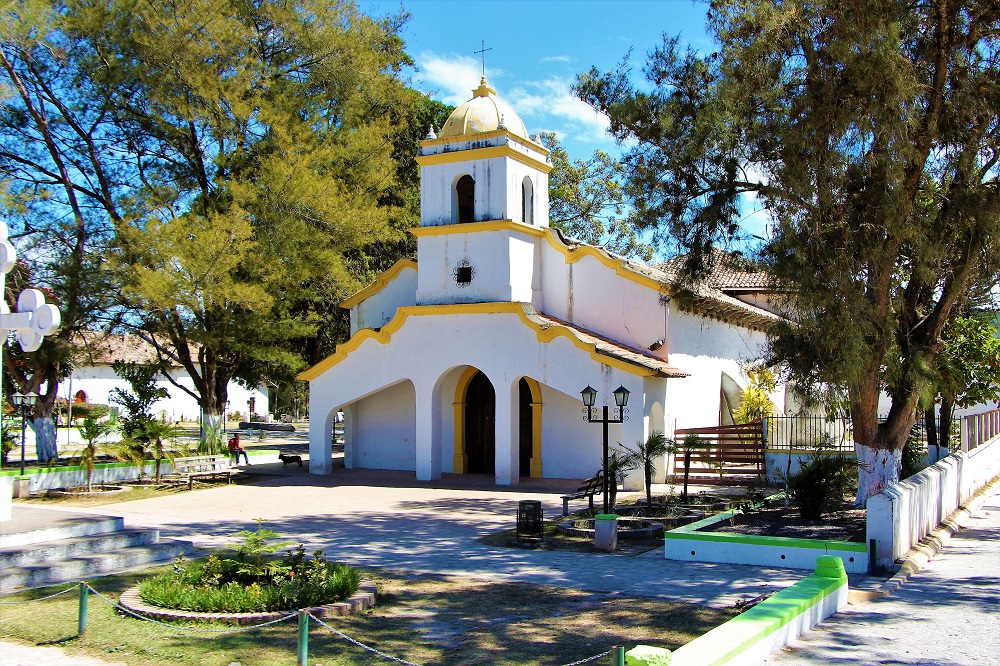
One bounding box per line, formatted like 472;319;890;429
763;414;962;452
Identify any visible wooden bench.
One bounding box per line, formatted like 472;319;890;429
164;455;240;490
561;471;605;516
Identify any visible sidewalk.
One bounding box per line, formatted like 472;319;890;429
763;484;1000;665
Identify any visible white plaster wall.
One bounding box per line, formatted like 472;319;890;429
538;249;669;354
352;266;418;334
665;309;776;430
415;229;540;305
420;135;549;228
420;156;511;225
538;385;620;480
351;380;417;471
307;309;646;483
55;367;267;423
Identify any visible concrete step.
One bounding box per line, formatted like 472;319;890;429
0;529;160;569
0;540;192;594
0;514;125;549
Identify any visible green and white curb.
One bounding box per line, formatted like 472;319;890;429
626;556;849;665
663;507;868;573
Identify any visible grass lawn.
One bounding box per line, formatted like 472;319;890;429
0;563;739;665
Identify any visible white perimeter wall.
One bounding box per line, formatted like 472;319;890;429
56;367;267;423
349;380;417;471
867;434;1000;568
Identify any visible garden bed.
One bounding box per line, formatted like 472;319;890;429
700;502;866;543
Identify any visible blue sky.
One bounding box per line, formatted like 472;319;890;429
360;0;714;162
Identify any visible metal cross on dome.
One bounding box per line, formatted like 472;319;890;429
474;40;492;77
0;220;61;352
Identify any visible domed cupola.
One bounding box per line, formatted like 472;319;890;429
439;77;529;140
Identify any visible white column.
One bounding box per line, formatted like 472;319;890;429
342;404;356;469
415;382;441;481
494;379;518;485
308;393;334;475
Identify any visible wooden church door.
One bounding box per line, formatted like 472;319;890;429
518;378;533;477
465;371;495;474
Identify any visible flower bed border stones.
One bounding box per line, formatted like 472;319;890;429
118;579;377;624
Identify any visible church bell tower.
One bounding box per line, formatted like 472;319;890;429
413;77;551;306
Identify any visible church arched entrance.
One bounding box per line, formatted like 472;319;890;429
464;371;495;474
518;378;532;476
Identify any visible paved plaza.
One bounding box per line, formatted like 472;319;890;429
2;459;998;665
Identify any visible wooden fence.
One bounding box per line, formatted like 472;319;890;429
671;421;765;482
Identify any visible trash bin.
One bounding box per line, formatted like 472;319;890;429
516;500;544;544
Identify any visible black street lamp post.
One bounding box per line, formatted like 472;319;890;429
581;384;630;514
11;391;38;476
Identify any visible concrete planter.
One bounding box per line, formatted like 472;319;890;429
594;513;618;552
0;476;12;521
13;476;30;499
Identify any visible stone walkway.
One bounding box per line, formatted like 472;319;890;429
46;467;804;608
763;484;1000;666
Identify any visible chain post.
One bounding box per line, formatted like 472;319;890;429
297;610;309;666
610;646;625;666
77;583;89;635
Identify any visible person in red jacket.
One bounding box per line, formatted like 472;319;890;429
228;432;250;465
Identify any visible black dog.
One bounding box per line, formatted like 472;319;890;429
279;453;303;468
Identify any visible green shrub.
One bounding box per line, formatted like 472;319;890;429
138;525;360;613
901;424;924;480
787;454;855;520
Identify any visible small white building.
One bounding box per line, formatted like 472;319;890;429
60;332;267;423
299;77;784;485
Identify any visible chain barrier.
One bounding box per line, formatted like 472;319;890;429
558;649;614;666
0;585;78;604
7;583;620;663
85;585;297;634
308;612;423;665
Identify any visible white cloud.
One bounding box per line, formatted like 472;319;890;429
541;55;571;63
416;51;506;107
507;77;610;144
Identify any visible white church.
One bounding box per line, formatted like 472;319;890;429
299;77;784;485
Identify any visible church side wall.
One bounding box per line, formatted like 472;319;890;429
353;267;418;334
351;379;417;471
665;310;780;430
538;246;668;356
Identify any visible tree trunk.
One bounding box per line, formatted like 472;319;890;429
644;461;653;507
924;408;938;450
31;417;57;463
682;449;691;502
851;379;918;505
939;398;954;452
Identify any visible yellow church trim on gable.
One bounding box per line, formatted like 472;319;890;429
409;219;546;239
540;229;673;295
415;145;552;174
339;259;418;309
296;302;662;382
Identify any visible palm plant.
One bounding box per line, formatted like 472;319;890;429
79;417;115;491
628;431;672;508
141;419;182;482
669;434;710;502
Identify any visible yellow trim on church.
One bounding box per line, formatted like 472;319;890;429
296;302;663;382
415;145;552;174
339;259;418;309
419;128;549;155
409;219;546;238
